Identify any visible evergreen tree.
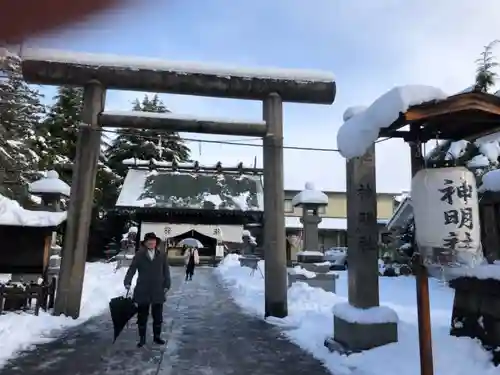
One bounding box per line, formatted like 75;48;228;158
35;86;82;172
425;40;500;185
0;50;44;203
35;86;120;208
475;40;499;93
106;94;190;178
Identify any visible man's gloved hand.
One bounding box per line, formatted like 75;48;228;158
164;288;169;296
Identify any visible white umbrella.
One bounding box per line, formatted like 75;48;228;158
178;238;203;248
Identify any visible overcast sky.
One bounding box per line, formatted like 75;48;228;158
27;0;500;193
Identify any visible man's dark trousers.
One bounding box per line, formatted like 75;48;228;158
137;303;163;340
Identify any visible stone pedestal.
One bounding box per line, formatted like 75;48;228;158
326;315;398;352
300;214;322;252
296;252;324;263
288;272;338;293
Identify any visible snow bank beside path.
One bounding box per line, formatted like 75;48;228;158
216;254;497;375
0;262;127;368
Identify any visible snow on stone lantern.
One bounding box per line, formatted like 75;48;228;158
29;170;70;212
292;182;329;264
241;229;257;255
28;170;71;275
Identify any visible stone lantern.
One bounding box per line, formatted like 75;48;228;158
29;170;70;212
241;229;257;255
292;182;328;261
28;170;70;278
288;182;337;292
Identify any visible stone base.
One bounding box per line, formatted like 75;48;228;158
299;263;330;273
326;316;398;352
288;272;338;293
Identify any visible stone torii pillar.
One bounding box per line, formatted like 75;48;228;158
54;81;105;319
292;182;328;252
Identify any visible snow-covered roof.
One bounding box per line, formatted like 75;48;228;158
386;197;413;231
116;169;264;211
343;106;367;122
394;191;410;203
291;182;328;207
285;216;388;230
121;158;255;169
0;194;67;227
337;85;447;159
28;170;70;197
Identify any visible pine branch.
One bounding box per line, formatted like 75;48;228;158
475;40;500;92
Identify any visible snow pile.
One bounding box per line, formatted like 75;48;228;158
217;255;498;375
343;106;368;122
479;169;500;192
448;263;500;280
0;262;128;368
28;170;70;197
445;140;469;160
0;194;66;227
291;182;328;206
242;229;257;245
337;85;447;159
332;302;398;324
468;154;490;168
289;265;316;278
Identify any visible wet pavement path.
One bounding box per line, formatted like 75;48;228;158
0;267;332;375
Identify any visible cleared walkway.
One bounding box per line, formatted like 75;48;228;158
0;268;332;375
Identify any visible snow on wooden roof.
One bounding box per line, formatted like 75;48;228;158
0;194;67;227
116;169;263;211
337;85;447;159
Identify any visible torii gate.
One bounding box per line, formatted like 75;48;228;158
20;49;336;319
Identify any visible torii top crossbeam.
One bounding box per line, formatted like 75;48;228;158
20;48;336;104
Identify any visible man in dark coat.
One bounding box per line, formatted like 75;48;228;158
124;232;171;348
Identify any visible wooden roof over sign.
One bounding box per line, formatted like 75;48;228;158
111;206;264;226
379;92;500;142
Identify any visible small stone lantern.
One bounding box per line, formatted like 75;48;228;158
241;229;257;255
292;182;328;262
28;170;70;277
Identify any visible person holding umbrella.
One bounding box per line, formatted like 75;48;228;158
182;241;200;281
124;232;171;348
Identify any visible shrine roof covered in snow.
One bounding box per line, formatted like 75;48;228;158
337;86;500;159
379;91;500;141
115;167;264;213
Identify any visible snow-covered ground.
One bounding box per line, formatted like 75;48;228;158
217;255;498;375
0;262;127;368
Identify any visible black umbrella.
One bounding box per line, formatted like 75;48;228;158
109;293;138;343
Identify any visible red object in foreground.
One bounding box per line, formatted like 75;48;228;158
0;0;120;43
